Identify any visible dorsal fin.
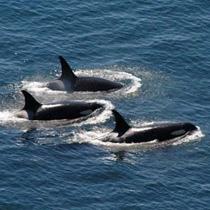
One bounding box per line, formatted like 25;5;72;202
112;110;131;137
59;56;77;82
21;90;42;112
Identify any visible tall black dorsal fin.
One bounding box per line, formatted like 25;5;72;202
21;90;42;112
59;56;77;82
112;110;131;137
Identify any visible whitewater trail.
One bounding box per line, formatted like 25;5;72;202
21;69;142;100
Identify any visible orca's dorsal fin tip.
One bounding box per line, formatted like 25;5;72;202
21;90;27;96
58;55;63;60
112;110;131;137
21;90;41;112
58;56;66;64
59;56;77;82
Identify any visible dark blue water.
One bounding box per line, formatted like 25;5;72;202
0;1;210;209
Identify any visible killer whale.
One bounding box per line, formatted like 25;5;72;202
107;110;197;143
16;90;103;121
47;56;123;92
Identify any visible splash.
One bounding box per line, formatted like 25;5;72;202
0;99;114;129
21;69;141;100
0;110;27;123
21;81;48;93
172;126;204;146
69;124;204;152
69;99;114;127
76;69;141;94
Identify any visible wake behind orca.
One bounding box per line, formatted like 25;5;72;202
47;56;123;92
106;110;197;144
16;90;103;121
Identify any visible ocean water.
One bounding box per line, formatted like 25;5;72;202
0;0;210;209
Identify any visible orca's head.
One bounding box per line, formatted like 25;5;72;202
93;103;103;109
170;122;197;139
183;123;197;132
90;103;103;113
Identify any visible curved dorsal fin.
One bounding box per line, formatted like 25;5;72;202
59;56;77;82
21;90;42;112
112;110;131;137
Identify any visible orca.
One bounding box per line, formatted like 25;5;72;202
16;90;103;121
107;110;197;143
46;56;123;92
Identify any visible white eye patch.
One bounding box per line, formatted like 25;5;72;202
80;109;92;116
171;129;186;136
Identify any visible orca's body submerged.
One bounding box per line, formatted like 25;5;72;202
108;110;197;143
47;56;123;92
16;90;103;121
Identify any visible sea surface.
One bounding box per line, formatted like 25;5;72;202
0;1;210;209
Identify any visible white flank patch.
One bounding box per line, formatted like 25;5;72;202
42;104;63;108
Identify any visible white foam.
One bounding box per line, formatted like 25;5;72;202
172;126;204;146
21;81;49;93
0;99;114;129
76;69;142;94
71;99;114;127
21;69;142;97
69;125;204;152
0;110;27;123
